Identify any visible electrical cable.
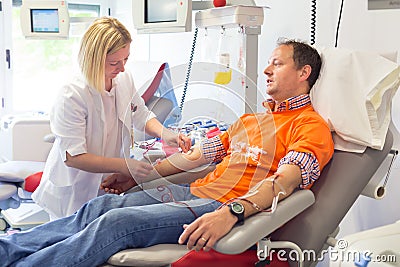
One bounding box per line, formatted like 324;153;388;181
335;0;345;47
179;27;199;112
310;0;317;45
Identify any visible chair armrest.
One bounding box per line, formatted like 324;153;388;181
0;181;18;200
214;189;315;254
157;165;216;184
126;165;216;193
0;181;21;209
43;133;55;143
0;161;45;183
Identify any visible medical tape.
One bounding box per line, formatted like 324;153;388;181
242;174;286;214
217;174;287;214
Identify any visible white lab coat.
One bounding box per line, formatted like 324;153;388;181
32;71;155;219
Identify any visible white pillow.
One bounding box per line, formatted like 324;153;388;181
311;48;400;152
0;161;45;183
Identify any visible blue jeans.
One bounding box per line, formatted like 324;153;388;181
0;184;221;267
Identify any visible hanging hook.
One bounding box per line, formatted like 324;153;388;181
204;27;208;36
220;25;226;35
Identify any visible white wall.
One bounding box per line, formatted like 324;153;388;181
258;0;400;239
317;0;400;239
113;0;400;251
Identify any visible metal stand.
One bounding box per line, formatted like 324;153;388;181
195;5;264;113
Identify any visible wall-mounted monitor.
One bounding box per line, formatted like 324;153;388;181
20;0;70;39
133;0;192;34
368;0;400;10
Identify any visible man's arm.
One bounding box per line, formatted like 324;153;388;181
144;118;192;152
101;145;211;193
152;145;211;176
134;145;212;184
178;163;302;252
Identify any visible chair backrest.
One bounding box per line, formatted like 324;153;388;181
270;130;394;266
141;63;166;104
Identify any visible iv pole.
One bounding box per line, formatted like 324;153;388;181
194;5;264;113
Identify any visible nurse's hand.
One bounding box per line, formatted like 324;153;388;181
125;159;154;179
101;173;137;194
162;130;192;153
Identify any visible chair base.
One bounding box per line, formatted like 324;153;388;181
172;249;290;267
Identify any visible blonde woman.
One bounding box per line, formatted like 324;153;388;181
32;17;191;219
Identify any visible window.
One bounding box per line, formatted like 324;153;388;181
5;1;106;114
0;0;12;117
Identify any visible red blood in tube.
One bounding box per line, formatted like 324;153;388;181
213;0;226;7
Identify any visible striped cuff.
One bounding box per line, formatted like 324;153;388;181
200;136;227;163
278;151;321;189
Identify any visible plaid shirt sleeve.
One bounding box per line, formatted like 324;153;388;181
278;151;321;189
200;136;227;163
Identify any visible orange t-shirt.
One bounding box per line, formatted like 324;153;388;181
190;104;334;203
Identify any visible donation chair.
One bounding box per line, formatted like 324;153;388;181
0;161;47;230
0;115;51;223
103;48;400;266
133;62;181;142
102;129;396;267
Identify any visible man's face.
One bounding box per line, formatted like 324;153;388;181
263;45;303;103
105;43;130;81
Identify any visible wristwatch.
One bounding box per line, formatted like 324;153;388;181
228;202;245;225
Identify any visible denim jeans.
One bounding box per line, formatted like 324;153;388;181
0;184;221;267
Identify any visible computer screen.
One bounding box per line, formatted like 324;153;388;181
31;9;60;33
145;0;176;23
133;0;192;34
20;0;69;39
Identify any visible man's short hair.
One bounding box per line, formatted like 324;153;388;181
277;38;322;90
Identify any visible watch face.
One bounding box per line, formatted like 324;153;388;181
231;202;244;213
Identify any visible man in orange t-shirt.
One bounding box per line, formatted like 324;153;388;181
190;95;333;203
0;39;334;266
104;38;334;251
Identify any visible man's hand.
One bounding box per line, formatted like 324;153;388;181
178;207;237;251
100;173;138;194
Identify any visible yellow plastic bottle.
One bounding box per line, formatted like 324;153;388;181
214;29;232;85
214;53;232;85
